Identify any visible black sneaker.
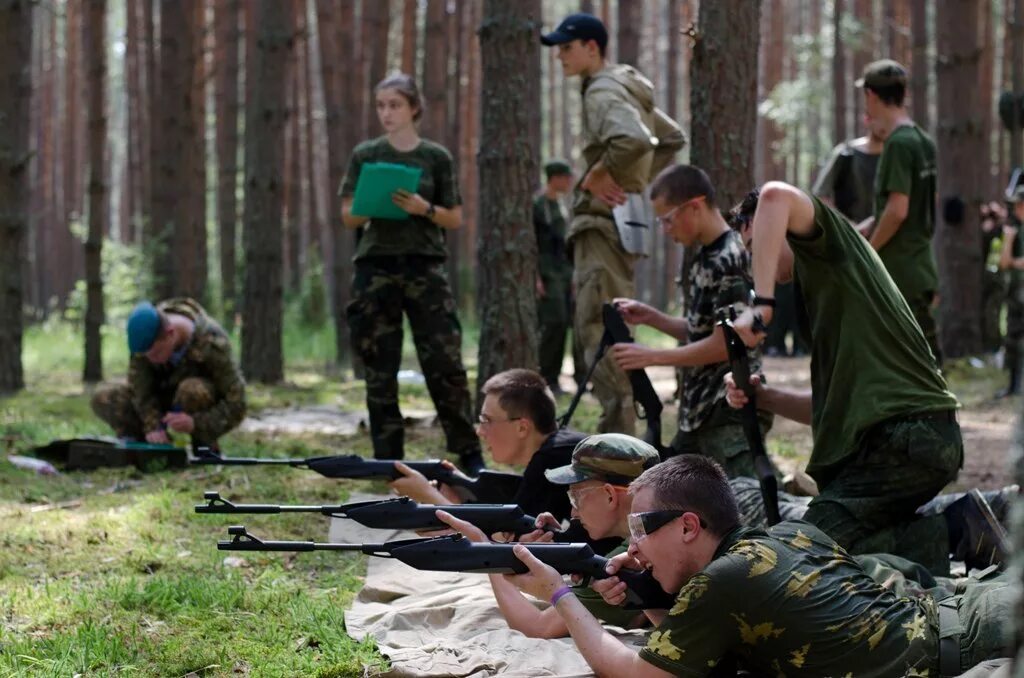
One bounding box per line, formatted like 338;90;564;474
946;489;1009;571
459;451;487;476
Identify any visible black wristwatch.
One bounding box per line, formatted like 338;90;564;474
425;204;436;220
752;295;776;308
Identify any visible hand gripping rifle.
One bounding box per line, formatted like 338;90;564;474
717;307;781;526
196;492;555;538
219;527;675;610
191;451;522;504
559;303;665;456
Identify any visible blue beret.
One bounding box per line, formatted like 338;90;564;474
127;301;161;354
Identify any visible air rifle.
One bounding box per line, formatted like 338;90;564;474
196;492;553;538
219;526;675;610
717;307;781;526
191;451;522;504
559;303;665;456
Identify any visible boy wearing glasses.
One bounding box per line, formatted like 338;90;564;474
389;368;615;549
437;432;659;638
502;455;1012;677
609;165;770;479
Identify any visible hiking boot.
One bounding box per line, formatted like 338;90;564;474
459;451;487;476
945;489;1009;571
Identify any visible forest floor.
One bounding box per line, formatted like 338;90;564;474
0;324;1019;676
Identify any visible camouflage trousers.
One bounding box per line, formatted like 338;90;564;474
90;378;216;441
571;223;636;434
804;411;962;575
537;272;571;388
670;402;775;480
1004;281;1024;380
907;289;943;366
347;256;480;461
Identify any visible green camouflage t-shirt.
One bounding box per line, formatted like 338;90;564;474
873;124;938;301
340;136;461;261
788;197;957;484
639;522;939;677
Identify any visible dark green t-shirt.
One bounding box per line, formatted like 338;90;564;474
788;197;958;483
811;140;880;224
340;136;461;261
533;194;572;281
873;124;938;301
639;522;939;677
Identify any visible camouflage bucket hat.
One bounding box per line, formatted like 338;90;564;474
545;433;660;486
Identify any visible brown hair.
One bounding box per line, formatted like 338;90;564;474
650;164;717;208
481;369;558;434
374;72;424;122
629;455;740;537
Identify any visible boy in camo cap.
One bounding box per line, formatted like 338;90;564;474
438;432;659;638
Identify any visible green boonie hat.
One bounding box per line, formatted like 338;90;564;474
544;160;573;180
126;301;161;354
545;433;660;486
855;59;908;91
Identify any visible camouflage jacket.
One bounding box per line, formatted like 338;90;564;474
639;522;939;677
679;230;761;432
572;64;686;227
533;194;572;281
128;298;246;441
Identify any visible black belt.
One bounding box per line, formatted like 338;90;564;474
937;598;961;676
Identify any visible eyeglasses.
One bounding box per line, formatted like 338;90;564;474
567;485;604;510
656;196;705;228
628;509;705;541
477;414;521;428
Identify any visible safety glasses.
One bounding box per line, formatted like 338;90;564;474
627;509;704;541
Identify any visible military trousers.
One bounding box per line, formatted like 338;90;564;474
347;255;480;461
669;401;774;480
537;272;571;388
91;377;217;441
804;410;962;575
571;222;636;435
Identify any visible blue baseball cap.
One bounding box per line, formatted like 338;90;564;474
127;301;162;354
540;13;608;51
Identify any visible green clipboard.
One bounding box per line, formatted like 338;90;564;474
351;162;423;220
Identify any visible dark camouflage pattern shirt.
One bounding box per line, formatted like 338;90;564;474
640;522;939;677
340;136;461;261
128;298;247;442
679;229;761;432
533;194;572;281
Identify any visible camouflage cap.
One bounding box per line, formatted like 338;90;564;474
855;59;908;91
545;433;660;486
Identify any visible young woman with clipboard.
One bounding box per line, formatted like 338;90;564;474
341;73;485;476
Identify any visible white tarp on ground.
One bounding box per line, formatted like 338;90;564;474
337;497;646;678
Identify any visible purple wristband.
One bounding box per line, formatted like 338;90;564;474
550;585;574;607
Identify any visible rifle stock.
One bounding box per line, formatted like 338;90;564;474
717;311;781;526
196;492;548;536
559;303;665;456
191;452;522;504
219;527;675;609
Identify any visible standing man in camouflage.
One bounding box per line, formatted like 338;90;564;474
534;160;575;396
91;299;247;450
541;13;685;434
997;186;1024;397
859;59;943;364
608;165;771;479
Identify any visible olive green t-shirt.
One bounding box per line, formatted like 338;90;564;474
789;197;958;484
639;522;939;677
873;124;938;301
340;136;461;261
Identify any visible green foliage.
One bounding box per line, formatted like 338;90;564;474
64;236;153;326
299;246;329;328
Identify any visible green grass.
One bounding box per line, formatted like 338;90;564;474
1;317;610;677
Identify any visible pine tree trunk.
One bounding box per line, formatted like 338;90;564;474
423;0;448;146
401;0;417;76
0;0;32;393
459;0;481;304
911;0;929;132
83;0;106;383
316;0;353;370
759;0;784;182
125;0;142;244
365;0;389;114
475;0;541;408
834;0;848;146
241;0;292;383
935;0;983;358
1011;0;1024;169
187;0;207;304
301;3;320;261
617;0;641;68
851;0;875;137
215;0;240;329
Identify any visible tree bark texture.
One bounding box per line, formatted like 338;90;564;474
215;0;241;329
83;0;107;383
0;0;32;392
935;0;983;358
475;0;541;409
241;0;292;383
